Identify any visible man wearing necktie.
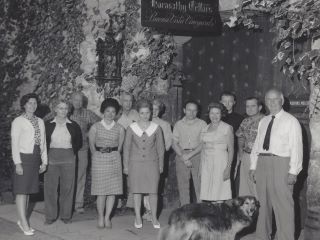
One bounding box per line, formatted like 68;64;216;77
249;89;303;240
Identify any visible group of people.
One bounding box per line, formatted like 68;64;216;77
11;88;302;240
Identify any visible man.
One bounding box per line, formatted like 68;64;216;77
71;92;100;213
172;100;207;205
220;91;244;197
250;89;302;240
236;97;264;197
117;91;139;129
117;91;139;209
220;91;244;132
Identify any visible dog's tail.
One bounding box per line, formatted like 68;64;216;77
158;225;169;240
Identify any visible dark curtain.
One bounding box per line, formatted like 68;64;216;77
181;14;309;118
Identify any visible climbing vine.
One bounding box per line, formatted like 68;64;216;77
0;0;85;183
226;0;320;117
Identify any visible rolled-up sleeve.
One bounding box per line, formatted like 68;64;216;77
288;118;303;175
250;122;261;170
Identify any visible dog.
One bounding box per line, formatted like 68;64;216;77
158;196;259;240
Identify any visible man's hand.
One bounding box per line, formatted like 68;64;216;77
287;173;297;185
39;164;47;174
223;167;230;181
15;164;23;175
249;170;256;183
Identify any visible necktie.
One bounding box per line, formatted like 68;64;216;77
263;116;275;151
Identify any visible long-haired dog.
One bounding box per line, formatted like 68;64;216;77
158;196;259;240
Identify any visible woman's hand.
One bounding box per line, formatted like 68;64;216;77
160;167;163;174
123;168;128;175
15;164;23;175
223;166;230;181
39;163;47;174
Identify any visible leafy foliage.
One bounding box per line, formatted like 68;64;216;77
0;0;85;183
227;0;320;117
121;0;180;98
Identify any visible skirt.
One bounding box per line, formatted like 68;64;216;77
13;145;41;194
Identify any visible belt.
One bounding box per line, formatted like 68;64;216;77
243;149;251;154
259;153;278;157
95;146;118;153
183;148;194;151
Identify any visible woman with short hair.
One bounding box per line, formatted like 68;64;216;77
200;102;233;201
11;93;47;235
89;98;125;229
44;98;82;224
123;99;165;229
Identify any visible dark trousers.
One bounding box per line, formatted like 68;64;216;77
44;163;76;221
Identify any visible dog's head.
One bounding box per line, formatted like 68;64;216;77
225;196;259;219
237;196;259;218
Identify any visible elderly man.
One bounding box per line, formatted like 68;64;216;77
117;91;139;129
236;97;264;197
172;100;207;205
250;89;303;240
71;92;101;213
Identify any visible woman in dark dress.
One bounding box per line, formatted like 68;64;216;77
11;93;47;235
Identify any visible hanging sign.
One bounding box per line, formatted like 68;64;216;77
141;0;221;33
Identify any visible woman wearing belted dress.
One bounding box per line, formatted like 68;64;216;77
89;98;125;229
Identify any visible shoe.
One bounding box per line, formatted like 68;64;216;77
17;221;35;232
75;208;84;214
134;219;142;229
17;221;34;236
61;218;72;224
152;220;160;229
44;219;55;225
142;211;152;222
105;220;112;229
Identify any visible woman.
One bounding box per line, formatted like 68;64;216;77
123;99;165;229
89;98;125;229
11;93;47;235
143;99;172;221
44;99;82;224
200;102;234;201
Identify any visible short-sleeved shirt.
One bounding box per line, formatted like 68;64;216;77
117;109;139;129
173;117;207;150
236;113;264;153
70;108;101;150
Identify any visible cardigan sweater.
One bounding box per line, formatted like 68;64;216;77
45;119;82;154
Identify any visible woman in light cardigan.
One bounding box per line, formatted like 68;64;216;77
11;93;47;236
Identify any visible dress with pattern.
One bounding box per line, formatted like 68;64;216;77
200;121;233;201
91;122;123;195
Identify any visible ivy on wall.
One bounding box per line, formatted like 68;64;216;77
0;0;85;183
226;0;320;117
121;0;181;99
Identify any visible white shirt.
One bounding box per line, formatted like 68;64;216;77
50;118;72;149
11;116;47;165
250;109;303;175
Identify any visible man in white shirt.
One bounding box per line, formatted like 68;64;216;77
250;89;303;240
